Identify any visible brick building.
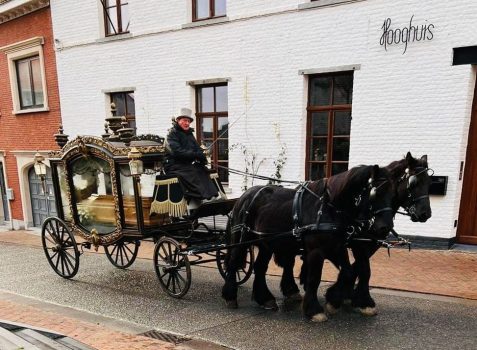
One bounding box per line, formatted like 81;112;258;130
0;0;61;229
36;0;477;246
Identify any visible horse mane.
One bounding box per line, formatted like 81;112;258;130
386;159;408;181
307;179;326;196
386;153;428;180
325;165;373;205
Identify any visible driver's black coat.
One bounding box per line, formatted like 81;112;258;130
164;123;218;200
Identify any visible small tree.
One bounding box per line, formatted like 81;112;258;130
229;143;268;191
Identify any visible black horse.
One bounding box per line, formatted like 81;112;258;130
222;164;396;322
325;152;432;316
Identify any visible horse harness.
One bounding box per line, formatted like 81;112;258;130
231;176;393;247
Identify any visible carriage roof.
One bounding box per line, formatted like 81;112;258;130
48;134;166;162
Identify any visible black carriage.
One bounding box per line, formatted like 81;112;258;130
36;121;253;298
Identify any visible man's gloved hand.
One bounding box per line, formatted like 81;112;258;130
196;151;207;164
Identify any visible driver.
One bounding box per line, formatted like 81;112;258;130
164;108;218;212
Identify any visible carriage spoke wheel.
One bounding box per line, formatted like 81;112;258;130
153;237;191;298
41;217;80;279
105;240;140;269
217;246;255;285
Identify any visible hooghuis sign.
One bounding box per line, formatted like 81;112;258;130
380;15;434;54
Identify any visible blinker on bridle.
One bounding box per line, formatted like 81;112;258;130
396;166;434;217
348;176;393;235
403;167;434;203
406;167;434;189
368;177;392;210
355;177;393;215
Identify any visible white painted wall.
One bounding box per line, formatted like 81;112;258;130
49;0;477;240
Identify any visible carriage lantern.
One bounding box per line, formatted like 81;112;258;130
128;147;144;177
33;152;47;194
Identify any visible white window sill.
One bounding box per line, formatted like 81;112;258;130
182;16;229;29
96;32;133;43
13;107;49;115
101;87;136;94
298;0;364;10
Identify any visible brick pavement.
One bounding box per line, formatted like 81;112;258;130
0;298;178;350
0;229;476;350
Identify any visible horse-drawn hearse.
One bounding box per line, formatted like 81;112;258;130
35;114;253;298
36;108;433;322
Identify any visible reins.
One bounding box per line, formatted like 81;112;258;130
216;164;301;185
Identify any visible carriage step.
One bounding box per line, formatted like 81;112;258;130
140;329;190;345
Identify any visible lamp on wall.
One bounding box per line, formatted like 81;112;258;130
33;152;47;194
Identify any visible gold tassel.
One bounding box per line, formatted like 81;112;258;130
150;177;187;217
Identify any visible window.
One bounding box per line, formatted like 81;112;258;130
102;0;130;36
15;56;44;109
110;91;136;134
193;0;226;21
195;84;229;183
0;37;48;114
306;72;353;180
71;156;116;233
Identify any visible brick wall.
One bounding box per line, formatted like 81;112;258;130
48;0;477;239
0;6;61;222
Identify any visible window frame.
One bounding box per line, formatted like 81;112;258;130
0;37;49;114
109;91;136;134
102;0;130;37
305;71;354;180
192;0;226;22
195;83;229;183
15;55;44;110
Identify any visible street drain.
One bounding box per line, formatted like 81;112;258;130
140;330;190;344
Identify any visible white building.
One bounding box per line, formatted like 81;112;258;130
49;0;477;247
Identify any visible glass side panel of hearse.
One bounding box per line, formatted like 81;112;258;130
70;156;116;234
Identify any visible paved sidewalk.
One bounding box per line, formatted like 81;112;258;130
0;229;476;350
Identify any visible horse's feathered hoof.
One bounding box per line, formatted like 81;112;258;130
226;299;238;309
357;307;377;316
261;299;279;311
311;313;328;323
325;303;339;315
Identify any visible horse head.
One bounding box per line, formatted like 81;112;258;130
364;165;396;236
328;164;395;237
396;152;432;222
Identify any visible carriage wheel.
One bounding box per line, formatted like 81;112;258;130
104;240;140;269
41;217;80;279
217;246;255;285
153;237;191;298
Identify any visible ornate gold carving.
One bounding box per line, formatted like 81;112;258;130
62;146;123;245
91;228;100;251
48;135;165;160
77;138;89;158
48;135;166;246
